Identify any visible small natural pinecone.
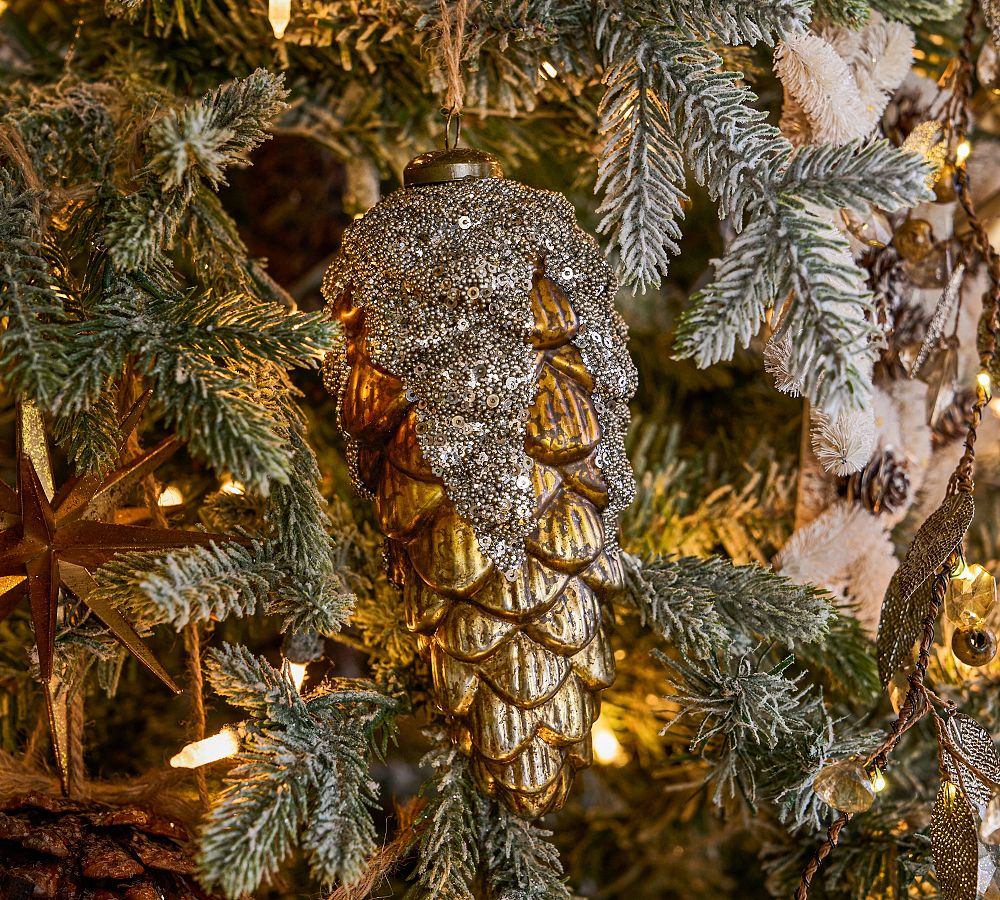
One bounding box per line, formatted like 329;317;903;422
932;388;976;448
839;450;910;515
863;245;929;381
0;792;215;900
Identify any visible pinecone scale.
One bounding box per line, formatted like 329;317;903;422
0;793;213;900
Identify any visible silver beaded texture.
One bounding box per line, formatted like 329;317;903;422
323;176;636;574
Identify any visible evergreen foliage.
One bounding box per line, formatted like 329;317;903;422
406;741;571;900
0;1;986;898
198;645;394;897
595;3;932;414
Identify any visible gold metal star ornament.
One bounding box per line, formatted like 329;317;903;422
0;395;231;788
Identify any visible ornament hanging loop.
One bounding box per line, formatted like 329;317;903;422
443;108;462;150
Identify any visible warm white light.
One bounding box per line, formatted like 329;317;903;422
288;661;307;692
170;728;240;768
978;371;992;392
956;140;972;164
221;479;246;495
157;485;184;507
871;768;887;793
592;715;626;766
268;0;291;38
540;61;558;79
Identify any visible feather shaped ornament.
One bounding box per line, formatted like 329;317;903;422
321;147;636;816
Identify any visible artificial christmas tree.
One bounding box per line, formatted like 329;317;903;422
2;1;1000;899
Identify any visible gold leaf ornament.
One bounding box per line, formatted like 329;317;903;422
877;574;933;689
897;494;974;602
876;492;974;685
943;713;1000;812
931;780;979;900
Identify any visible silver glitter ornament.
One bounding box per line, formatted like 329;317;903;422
322;147;636;815
323;150;635;573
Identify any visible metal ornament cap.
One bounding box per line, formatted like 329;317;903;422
403;147;503;186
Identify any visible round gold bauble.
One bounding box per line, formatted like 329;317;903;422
952;626;998;667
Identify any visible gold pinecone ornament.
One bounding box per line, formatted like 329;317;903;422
323;148;636;816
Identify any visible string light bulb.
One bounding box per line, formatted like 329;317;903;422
539;61;558;79
268;0;291;38
157;485;184;506
591;714;627;766
871;768;887;793
220;479;246;495
978;371;992;401
956;140;972;164
287;661;308;692
170;728;240;768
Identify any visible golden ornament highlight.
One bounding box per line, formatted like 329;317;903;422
322;147;635;816
812;758;876;813
945;562;997;628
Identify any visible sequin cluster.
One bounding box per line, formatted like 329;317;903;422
323;176;636;574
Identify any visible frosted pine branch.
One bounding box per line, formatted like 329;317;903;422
661;0;810;45
596;49;687;291
625;554;833;657
772;140;932;212
599;5;930;414
199;646;393;898
407;738;571;898
406;743;484;900
678;201;884;416
57;272;335;491
94;543;278;630
673;556;833;646
0;171;70;408
51;392;123;475
148;68;288;195
108;70;287;270
483;806;572;900
623;553;728;658
657;651;826;806
871;0;961;23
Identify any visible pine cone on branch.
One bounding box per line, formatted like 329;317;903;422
839;450;910;515
932;388;976;447
0;793;215;900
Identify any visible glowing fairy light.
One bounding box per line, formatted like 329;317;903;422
956;140;972;164
170;728;240;768
978;372;992;399
592;714;626;766
288;661;308;692
220;479;246;495
157;485;184;506
871;768;887;793
540;61;558;79
268;0;291;38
